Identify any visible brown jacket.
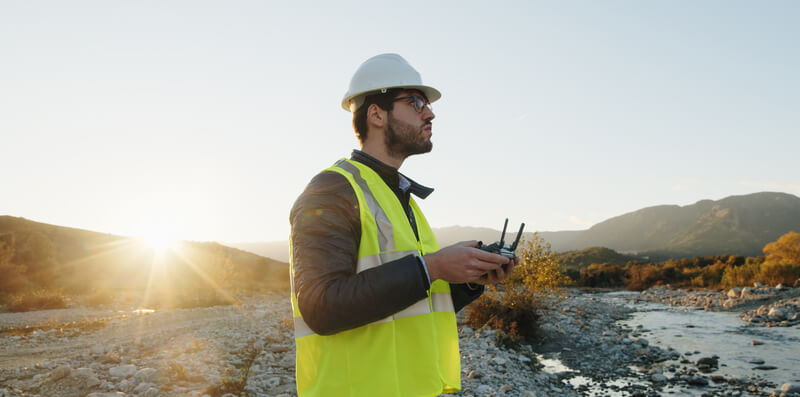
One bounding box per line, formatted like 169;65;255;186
290;150;484;335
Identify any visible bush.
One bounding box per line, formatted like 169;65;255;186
6;289;68;312
466;234;567;344
721;262;760;288
757;262;800;286
466;291;540;345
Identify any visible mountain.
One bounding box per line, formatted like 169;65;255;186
226;192;800;262
555;192;800;258
0;216;289;299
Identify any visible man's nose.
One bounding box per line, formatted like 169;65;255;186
422;106;435;122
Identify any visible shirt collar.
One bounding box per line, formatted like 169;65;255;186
350;150;434;199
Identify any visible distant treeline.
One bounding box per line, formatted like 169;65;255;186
562;232;800;290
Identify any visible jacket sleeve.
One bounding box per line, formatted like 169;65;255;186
450;283;484;313
290;171;430;336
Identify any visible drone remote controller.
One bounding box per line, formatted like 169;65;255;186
478;218;525;270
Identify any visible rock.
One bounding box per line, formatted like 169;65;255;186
521;392;537;397
476;384;492;394
91;344;105;355
48;365;73;382
776;283;789;291
492;357;507;366
74;367;94;377
87;393;127;397
133;382;152;394
636;338;649;347
768;307;787;320
753;365;777;370
499;384;513;392
754;282;764;288
134;368;157;383
687;376;709;386
141;388;159;397
781;383;800;393
727;288;741;298
651;373;667;383
742;287;753;296
467;370;483;379
266;377;281;387
109;364;137;378
697;357;718;367
752;340;765;346
749;359;765;364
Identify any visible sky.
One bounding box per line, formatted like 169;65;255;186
2;1;799;244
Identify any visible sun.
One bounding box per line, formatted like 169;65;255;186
131;213;184;256
141;232;179;255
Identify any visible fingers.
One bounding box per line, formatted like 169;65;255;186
455;240;480;248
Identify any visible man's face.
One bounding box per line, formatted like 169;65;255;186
384;90;435;159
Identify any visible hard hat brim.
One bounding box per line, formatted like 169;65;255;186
341;84;441;112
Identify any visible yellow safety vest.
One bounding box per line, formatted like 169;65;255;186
291;159;460;397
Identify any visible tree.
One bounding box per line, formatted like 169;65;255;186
763;231;800;265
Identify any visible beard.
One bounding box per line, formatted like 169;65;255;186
384;112;432;159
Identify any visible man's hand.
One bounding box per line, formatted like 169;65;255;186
477;255;519;284
424;241;514;284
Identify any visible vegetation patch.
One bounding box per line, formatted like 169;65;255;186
467;233;568;345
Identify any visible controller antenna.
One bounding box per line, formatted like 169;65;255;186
499;218;508;247
510;223;525;251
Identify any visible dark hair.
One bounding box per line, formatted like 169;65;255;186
352;88;403;144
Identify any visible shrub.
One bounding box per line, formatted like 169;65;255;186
466;290;541;345
721;262;760;288
757;262;800;286
6;289;68;312
466;234;567;344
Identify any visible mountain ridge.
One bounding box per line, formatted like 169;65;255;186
229;192;800;261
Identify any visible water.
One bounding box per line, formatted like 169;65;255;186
542;291;800;395
619;300;800;385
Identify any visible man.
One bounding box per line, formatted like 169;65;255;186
289;53;517;396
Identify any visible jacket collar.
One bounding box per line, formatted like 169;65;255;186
350;150;434;199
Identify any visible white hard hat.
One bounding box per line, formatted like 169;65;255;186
341;53;441;112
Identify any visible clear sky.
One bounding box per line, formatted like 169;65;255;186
2;1;798;244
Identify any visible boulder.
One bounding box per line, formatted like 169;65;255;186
48;365;73;382
781;383;800;393
727;288;741;298
742;287;753;296
134;368;157;383
768;307;787;320
109;364;137;378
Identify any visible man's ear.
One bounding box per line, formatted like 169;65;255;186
366;103;386;129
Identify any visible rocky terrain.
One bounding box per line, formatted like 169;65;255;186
1;287;799;397
634;281;800;327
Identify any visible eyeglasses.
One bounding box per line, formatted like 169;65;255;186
393;94;432;113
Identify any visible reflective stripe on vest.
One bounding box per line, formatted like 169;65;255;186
290;158;461;397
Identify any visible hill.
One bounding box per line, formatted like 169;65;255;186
556;247;640;272
0;216;289;307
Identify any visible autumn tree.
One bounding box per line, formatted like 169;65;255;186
763;231;800;265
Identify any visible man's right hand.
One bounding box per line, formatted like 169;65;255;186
424;241;511;283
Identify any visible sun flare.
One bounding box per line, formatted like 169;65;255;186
141;233;179;255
